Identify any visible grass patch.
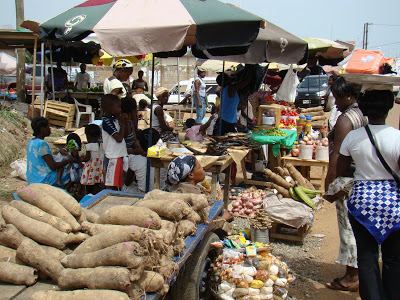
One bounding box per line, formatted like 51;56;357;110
0;107;25;129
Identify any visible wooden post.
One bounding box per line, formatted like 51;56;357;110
15;0;26;103
30;37;37;114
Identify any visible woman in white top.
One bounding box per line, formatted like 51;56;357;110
103;59;133;99
338;88;400;300
194;70;207;123
152;87;173;134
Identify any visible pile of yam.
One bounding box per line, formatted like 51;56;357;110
0;184;210;299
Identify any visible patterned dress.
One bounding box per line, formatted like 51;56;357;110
80;143;105;185
328;103;367;268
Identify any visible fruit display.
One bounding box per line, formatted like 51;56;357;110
261;128;287;137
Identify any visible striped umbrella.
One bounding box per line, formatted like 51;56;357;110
40;0;264;57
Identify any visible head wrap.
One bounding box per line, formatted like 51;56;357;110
168;154;196;184
113;59;133;69
155;87;169;98
66;139;79;150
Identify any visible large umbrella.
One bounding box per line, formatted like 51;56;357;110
39;0;264;57
197;21;308;64
303;37;348;60
91;50;153;66
0;52;17;76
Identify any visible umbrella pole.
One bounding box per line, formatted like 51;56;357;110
218;61;225;136
40;42;45;116
177;57;180;104
31;37;37;116
145;55;156;193
190;67;195;118
50;43;55;100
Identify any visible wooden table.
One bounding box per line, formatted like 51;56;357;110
149;154;233;208
281;156;329;190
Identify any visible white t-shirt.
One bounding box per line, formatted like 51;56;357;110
104;77;126;99
102;117;127;159
340;125;400;181
75;72;91;90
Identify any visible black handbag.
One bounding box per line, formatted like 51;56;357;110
365;125;400;186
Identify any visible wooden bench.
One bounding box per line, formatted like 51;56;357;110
44;100;75;129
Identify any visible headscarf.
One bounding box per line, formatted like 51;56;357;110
168;154;196;184
155;87;169;98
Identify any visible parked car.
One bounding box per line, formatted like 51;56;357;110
295;75;330;109
168;77;218;110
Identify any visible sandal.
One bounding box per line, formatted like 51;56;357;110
326;278;359;292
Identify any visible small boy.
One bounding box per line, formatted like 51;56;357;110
101;94;127;189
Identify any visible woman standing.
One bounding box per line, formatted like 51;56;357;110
337;87;400;300
194;70;207;124
26;117;75;186
325;77;367;292
103;59;133;99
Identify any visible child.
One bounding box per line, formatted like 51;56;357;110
81;124;105;194
185;113;217;142
101;94;127;190
55;133;82;188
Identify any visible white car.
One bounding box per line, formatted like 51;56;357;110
168;77;218;108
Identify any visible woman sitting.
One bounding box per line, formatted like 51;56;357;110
26;117;76;186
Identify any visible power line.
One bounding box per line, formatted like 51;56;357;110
370;23;400;27
369;41;400;48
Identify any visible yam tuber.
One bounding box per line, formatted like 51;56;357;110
158;255;179;280
158;220;177;245
275;167;286;178
197;207;210;224
264;169;293;189
16;238;64;282
271;183;291;198
185;209;201;224
2;206;87;249
98;205;161;229
10;200;72;233
144;189;209;211
136;199;190;220
62;242;145;269
31;290;130;300
173;238;186;255
176;220;197;237
286;163;315;190
28;183;82;217
17;187;80;231
135;271;168;294
0;224;24;249
74;226;151;254
0;206;5;226
82;208;99;223
57;267;131;291
0;262;38;285
0;245;23;264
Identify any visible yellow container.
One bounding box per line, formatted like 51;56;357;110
147;146;166;158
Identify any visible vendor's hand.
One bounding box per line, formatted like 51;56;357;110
198;104;203;108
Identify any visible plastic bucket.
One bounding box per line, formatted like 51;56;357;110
299;144;313;160
315;145;329;161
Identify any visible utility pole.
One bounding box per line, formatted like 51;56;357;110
362;22;371;50
15;0;26;103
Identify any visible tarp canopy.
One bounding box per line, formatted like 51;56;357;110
0;52;17;76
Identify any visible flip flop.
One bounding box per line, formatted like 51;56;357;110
326;278;359;292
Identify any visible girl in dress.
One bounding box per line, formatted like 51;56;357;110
81;124;105;194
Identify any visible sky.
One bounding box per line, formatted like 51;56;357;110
2;0;400;57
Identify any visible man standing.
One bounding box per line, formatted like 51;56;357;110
132;70;148;93
75;63;91;90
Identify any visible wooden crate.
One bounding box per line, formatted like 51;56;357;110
44;100;75;129
269;222;310;244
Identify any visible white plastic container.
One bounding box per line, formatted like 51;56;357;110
262;116;275;126
255;160;265;172
299;144;313;160
315;145;329;161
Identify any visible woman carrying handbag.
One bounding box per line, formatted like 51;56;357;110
337;86;400;300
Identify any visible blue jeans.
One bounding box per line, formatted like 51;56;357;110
194;95;206;123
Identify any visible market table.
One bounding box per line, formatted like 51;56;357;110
149;154;233;208
281;156;329;190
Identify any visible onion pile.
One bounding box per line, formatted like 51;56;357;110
229;187;267;218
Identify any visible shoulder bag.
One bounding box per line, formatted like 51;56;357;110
365;125;400;186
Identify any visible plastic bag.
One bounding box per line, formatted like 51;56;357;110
10;157;27;181
276;65;299;103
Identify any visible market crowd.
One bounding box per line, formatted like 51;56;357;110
25;59;400;300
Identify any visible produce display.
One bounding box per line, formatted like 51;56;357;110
228;187;267;218
248;209;272;231
261;128;287;137
211;247;294;300
264;167;321;210
0;184;212;299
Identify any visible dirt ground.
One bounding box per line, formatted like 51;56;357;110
0;101;398;299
